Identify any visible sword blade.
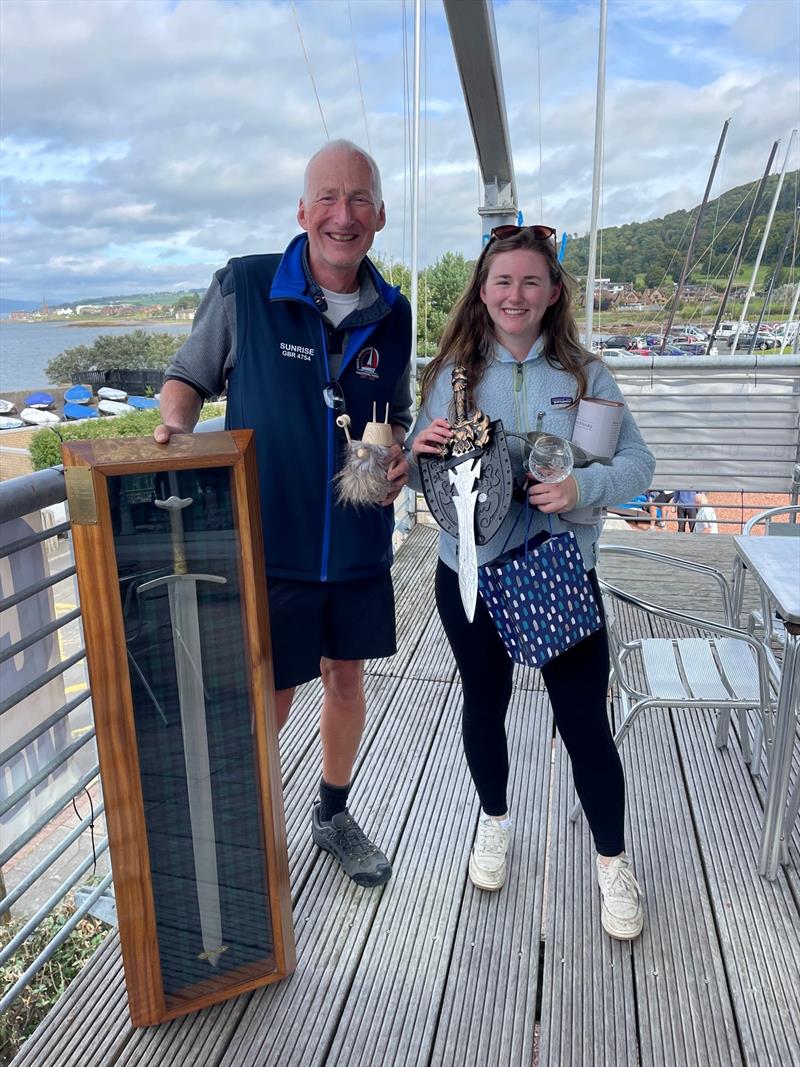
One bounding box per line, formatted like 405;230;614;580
449;457;481;622
168;578;225;966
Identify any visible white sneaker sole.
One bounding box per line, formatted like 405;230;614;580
468;853;507;891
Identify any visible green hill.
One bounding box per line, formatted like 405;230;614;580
561;170;799;289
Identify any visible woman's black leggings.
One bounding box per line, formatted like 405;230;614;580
436;559;625;856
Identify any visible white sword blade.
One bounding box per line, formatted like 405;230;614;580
168;579;225;966
449;457;481;622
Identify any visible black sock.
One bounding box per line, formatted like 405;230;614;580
318;778;350;822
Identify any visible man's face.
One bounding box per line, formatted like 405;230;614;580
298;149;385;291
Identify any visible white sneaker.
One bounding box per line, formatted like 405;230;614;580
468;813;511;891
596;854;644;940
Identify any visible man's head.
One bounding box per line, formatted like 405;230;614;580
298;140;385;293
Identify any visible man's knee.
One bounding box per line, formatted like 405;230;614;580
320;658;365;704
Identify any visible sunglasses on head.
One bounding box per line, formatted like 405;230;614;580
488;224;556;244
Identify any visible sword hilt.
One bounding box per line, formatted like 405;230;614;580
155;495;193;575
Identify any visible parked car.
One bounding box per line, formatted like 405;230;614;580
736;331;776;351
671;324;709;341
654;343;692;356
599;334;635;349
672;341;719;356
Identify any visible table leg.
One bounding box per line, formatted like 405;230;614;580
759;626;800;879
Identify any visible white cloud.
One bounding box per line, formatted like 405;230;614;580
0;0;797;302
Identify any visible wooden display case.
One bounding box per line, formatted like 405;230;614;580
63;431;295;1026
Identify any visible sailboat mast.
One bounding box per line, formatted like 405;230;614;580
661;118;730;353
706;140;778;353
750;222;797;345
584;0;607;347
731;128;797;355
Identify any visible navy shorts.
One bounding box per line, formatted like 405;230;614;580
266;572;396;691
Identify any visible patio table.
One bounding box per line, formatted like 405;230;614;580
733;535;800;879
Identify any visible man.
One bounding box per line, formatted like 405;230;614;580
671;489;698;533
155;140;412;887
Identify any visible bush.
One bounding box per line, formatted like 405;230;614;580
45;331;187;386
28;404;226;471
0;902;109;1066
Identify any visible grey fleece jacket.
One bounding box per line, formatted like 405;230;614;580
406;338;656;573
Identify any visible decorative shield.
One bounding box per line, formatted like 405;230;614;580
418;419;513;545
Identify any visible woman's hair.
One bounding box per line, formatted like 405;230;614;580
419;228;596;407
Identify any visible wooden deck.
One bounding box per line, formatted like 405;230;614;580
12;525;800;1067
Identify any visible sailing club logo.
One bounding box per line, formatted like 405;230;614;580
355;347;380;380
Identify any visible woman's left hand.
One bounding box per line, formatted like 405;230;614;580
527;474;579;513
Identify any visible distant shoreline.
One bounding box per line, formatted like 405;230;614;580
3;318;189;328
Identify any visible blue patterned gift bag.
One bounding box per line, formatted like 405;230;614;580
478;508;602;669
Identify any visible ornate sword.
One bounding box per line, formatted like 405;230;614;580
446;367;491;621
138;491;228;967
449;456;482;621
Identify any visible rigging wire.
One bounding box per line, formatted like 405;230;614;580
402;0;410;268
291;1;329;140
536;1;544;220
423;0;429;356
348;1;372;155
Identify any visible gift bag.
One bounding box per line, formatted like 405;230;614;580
478;507;602;669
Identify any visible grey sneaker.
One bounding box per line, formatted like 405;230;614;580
311;804;392;887
596;854;644;940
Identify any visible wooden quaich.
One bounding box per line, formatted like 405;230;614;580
63;431;295;1026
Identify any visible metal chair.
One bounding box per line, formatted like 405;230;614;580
570;545;776;823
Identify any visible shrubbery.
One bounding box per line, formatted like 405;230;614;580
28;404;226;471
44;331;188;386
0;902;109;1066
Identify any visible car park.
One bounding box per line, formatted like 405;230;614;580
672;341;719;356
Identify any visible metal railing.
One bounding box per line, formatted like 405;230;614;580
0;467;108;1015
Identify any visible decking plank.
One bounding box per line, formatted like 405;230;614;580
429;687;552;1067
217;677;454;1067
673;711;800;1067
538;731;637;1067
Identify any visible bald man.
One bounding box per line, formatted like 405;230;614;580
156;141;412;887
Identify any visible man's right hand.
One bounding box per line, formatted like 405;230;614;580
153;380;203;444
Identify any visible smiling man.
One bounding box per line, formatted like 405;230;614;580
155;141;412;888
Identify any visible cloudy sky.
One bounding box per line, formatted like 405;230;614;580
1;0;798;303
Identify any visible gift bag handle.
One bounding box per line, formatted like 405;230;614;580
499;497;554;561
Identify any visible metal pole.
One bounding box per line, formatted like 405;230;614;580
661;118;730;353
410;0;421;406
706;140;778;353
584;0;607;348
731;129;797;355
780;281;800;355
752;223;797;342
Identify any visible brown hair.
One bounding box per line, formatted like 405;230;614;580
419;229;596;407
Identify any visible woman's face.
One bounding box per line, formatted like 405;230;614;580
479;248;561;353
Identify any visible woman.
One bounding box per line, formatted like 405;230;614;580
407;225;655;940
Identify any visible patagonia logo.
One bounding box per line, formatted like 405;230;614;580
280;341;313;362
355;347;380;380
550;395;574;407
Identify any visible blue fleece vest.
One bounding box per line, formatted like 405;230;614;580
224;236;411;582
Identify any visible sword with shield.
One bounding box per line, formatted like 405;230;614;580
418;367;514;621
138;478;229;967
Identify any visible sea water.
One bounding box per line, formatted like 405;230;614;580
0;320;191;391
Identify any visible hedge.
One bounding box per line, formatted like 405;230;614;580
28;404;226;471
